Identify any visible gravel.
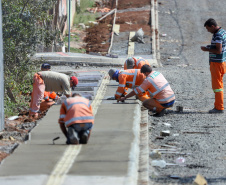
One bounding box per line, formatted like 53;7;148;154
149;0;226;184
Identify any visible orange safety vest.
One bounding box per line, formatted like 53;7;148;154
134;71;175;104
58;96;94;127
124;57;150;70
115;69;146;99
44;91;59;101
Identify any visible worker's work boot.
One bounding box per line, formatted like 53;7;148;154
153;109;166;117
67;127;79;144
80;130;89;144
209;108;224;114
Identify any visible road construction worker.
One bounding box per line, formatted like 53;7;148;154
29;71;78;118
39;63;60;112
201;18;226;113
58;93;94;144
108;68;149;102
119;65;175;117
124;56;150;70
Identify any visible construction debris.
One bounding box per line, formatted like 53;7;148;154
160;130;170;136
193;174;208;185
131;28;145;43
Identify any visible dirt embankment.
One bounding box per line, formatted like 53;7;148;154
84;0;151;55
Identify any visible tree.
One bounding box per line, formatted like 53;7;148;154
2;0;60;116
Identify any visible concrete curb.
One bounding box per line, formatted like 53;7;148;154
138;105;149;185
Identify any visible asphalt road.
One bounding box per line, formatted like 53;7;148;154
149;0;226;184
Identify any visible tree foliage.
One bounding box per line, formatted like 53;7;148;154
2;0;60;116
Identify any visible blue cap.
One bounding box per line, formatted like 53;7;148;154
41;63;51;69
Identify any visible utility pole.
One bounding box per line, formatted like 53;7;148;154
68;0;71;52
0;0;4;131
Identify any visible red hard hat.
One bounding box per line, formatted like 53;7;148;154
71;76;78;86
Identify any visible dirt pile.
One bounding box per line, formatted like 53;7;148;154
83;0;151;55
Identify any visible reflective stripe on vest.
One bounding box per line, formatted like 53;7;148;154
147;76;169;96
213;88;223;92
119;84;126;87
121;69;138;87
116;91;123;96
65;116;94;126
65;101;90;111
136;58;146;66
157;94;175;102
60;114;66;118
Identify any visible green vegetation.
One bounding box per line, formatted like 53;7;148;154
69;47;86;53
2;0;60;116
74;0;99;27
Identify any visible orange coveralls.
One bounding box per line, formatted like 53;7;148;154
115;69;149;101
134;71;175;112
124;57;150;70
29;73;45;115
210;62;226;110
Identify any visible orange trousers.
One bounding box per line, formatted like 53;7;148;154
210;62;226;110
143;98;165;113
29;73;45;116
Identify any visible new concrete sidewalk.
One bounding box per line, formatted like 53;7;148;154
32;52;159;67
0;78;142;185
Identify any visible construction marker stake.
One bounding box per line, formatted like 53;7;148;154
53;136;60;145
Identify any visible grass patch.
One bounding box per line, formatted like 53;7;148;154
74;0;100;26
69;47;86;53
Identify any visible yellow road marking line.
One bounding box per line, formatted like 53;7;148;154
128;32;135;57
46;145;81;185
46;71;110;185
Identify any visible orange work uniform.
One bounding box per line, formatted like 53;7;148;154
58;96;94;127
134;71;175;112
115;69;149;101
44;91;59;101
39;91;59;112
124;57;150;70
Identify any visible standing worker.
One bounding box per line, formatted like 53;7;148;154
41;63;59;101
118;65;175;117
29;70;78;118
58;93;94;144
39;63;59;112
201;18;226;113
124;56;150;70
108;68;149;102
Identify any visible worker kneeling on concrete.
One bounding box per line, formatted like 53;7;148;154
29;70;78;118
108;68;149;102
118;65;175;117
124;56;150;70
58;93;94;144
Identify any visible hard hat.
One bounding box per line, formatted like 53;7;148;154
70;76;79;86
108;68;117;79
126;57;135;69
